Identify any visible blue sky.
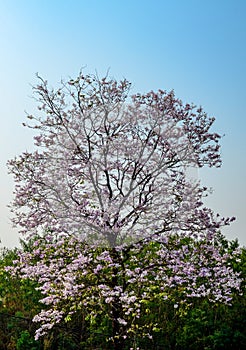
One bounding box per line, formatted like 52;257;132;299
0;0;245;247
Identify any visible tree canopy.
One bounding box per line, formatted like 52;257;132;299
7;72;242;348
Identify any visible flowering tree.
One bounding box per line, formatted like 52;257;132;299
8;73;241;349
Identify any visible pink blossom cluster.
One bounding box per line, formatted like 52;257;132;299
8;230;241;340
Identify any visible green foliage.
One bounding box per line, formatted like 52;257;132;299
174;243;246;350
16;330;40;350
0;238;246;349
0;247;42;349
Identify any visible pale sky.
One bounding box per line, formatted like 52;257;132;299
0;0;245;247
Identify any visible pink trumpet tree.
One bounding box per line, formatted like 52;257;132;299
8;73;241;348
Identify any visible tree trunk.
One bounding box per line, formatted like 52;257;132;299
110;248;126;350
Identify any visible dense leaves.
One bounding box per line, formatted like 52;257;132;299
0;239;245;349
